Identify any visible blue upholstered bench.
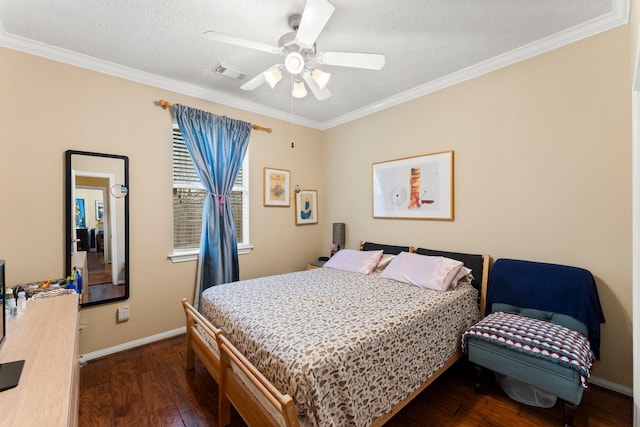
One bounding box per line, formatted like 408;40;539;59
464;259;605;427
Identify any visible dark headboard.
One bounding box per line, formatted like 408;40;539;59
360;241;413;255
359;243;489;314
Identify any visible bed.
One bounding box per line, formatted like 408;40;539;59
194;243;489;427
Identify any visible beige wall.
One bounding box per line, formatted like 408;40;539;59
0;46;325;355
323;26;632;387
0;23;633;387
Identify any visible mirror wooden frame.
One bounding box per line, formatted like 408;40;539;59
65;150;130;308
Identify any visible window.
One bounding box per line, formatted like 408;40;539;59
171;126;250;262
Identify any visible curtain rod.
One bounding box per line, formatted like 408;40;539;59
157;99;272;133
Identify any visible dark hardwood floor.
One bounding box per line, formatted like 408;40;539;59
83;252;125;303
87;251;112;285
79;334;632;427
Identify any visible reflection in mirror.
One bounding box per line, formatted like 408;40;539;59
65;150;129;307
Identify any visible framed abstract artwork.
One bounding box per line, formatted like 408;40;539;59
264;167;290;207
372;151;454;220
295;190;318;225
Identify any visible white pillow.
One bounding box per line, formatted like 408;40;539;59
375;254;397;271
323;249;384;275
380;252;464;291
451;266;474;289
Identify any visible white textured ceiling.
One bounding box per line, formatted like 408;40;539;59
0;0;627;129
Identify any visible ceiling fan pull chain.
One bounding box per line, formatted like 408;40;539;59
291;79;295;149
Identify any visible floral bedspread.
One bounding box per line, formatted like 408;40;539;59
201;267;480;427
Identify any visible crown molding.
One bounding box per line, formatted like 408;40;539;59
0;0;628;132
322;0;629;130
0;29;324;130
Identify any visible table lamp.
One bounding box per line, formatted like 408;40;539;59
332;223;346;251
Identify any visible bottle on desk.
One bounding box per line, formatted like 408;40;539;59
5;289;16;318
67;268;77;293
17;291;26;316
74;268;83;295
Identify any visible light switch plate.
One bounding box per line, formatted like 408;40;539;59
117;306;129;322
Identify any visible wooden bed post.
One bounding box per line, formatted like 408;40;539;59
218;345;231;427
480;255;490;316
181;298;196;371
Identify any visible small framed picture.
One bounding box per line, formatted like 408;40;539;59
264;167;290;207
96;200;104;220
295;190;318;225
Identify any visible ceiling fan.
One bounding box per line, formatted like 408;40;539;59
204;0;385;101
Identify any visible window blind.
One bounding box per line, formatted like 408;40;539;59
172;127;247;250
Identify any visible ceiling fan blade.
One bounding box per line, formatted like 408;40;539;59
204;31;280;54
240;72;267;90
302;70;331;101
295;0;335;47
316;52;385;70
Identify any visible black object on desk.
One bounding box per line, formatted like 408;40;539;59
0;359;24;392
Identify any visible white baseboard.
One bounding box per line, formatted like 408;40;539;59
80;326;186;363
590;375;633;397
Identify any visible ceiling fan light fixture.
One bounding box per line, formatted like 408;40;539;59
264;66;283;88
311;69;331;89
285;52;305;74
205;0;384;103
292;79;308;98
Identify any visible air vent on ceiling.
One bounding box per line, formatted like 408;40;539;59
213;63;246;80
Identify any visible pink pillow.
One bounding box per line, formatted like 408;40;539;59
380;252;464;291
323;249;384;275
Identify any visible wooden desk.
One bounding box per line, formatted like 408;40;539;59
0;294;80;426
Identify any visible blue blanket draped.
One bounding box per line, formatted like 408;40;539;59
486;259;605;359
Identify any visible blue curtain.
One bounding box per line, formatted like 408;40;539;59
174;104;251;305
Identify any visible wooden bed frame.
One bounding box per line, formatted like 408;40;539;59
182;249;490;427
183;298;300;427
182;298;223;383
218;332;300;427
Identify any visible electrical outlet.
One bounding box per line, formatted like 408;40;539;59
117;306;129;322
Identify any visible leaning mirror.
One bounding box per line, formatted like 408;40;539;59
65;150;129;307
